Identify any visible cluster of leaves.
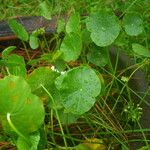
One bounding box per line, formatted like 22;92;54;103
0;0;150;149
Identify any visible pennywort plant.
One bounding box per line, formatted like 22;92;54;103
0;0;150;149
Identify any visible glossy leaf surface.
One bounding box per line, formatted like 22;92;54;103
86;10;120;47
55;66;101;115
123;12;143;36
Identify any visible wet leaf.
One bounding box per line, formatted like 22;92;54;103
55;66;101;115
123;12;143;36
86;10;120;47
87;45;108;67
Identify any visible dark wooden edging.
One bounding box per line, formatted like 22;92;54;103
0;16;67;41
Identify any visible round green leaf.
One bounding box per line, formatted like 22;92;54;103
0;76;45;134
64;91;96;115
123;12;143;36
86;10;120;47
60;33;82;62
27;67;59;97
55;66;101;115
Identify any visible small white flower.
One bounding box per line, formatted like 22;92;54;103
51;66;66;74
60;71;66;75
51;66;55;71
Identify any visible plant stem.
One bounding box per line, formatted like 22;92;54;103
103;48;119;108
40;84;68;148
137;121;149;147
6;67;11;75
50;109;57;146
120;0;139;18
22;41;30;60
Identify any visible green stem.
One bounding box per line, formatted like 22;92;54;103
50;109;57;146
6;67;11;75
40;84;68;148
7;113;31;146
22;41;30;60
103;48;119;108
112;62;146;112
120;0;139;18
137;121;149;147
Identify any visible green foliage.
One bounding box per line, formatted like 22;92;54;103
123;12;144;36
60;32;82;62
39;0;52;20
2;46;16;59
0;76;45;135
8;19;29;41
57;19;65;33
75;144;90;150
86;10;120;47
0;0;149;149
29;35;39;50
59;12;82;62
17;132;40;150
57;109;79;125
124;103;143;122
55;66;101;115
29;28;45;49
87;44;108;67
27;67;59;98
66;12;80;34
132;43;150;57
1;46;27;77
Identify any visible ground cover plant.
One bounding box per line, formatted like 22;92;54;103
0;0;150;150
